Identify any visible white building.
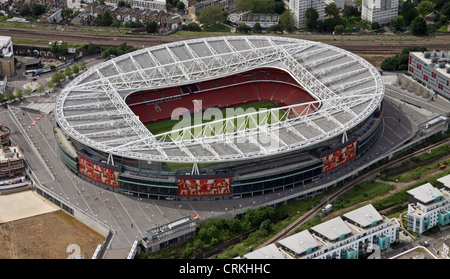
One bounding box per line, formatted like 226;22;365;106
406;177;450;235
442;239;450;259
105;0;166;12
361;0;398;26
289;0;325;29
247;204;400;259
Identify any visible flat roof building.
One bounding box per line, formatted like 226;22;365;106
252;204;400;259
406;176;450;235
361;0;398;26
0;35;15;78
243;243;291;259
289;0;325;29
408;50;450;101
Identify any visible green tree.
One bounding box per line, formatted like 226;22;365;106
252;22;262;33
357;19;371;33
280;9;296;33
235;0;276;14
62;8;74;18
5;89;15;101
401;0;419;25
416;1;435;17
146;21;159;33
274;1;285;14
15;89;23;99
305;8;319;30
259;219;273;233
59;42;69;55
181;22;202;31
439;14;448;25
72;64;79;75
24;88;32;96
18;4;31;17
79;62;86;71
198;5;225;26
342;5;359;18
37;84;45;93
95;10;113;26
334;24;344;39
0;93;6;103
325;2;339;17
31;4;46;18
371;21;381;30
176;1;185;10
267;23;283;33
64;66;73;78
442;2;450;17
390;18;405;30
410;16;428;35
236;23;252;33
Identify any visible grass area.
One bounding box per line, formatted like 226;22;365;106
145;101;283;140
202;23;231;33
331;181;394;211
373;169;450;212
381;145;450;183
382;162;447;183
437;25;449;32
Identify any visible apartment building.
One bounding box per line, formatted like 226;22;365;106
289;0;325;29
408;50;450;101
406;176;450;235
105;0;166;12
0;36;14;78
245;204;400;259
361;0;398;25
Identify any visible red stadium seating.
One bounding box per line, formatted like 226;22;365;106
165;98;190;115
146;102;171;121
200;92;226;108
234;73;254;84
237;83;259;102
130;104;153;123
272;83;296;101
256;82;277;101
198;80;218;91
162;87;182;97
218;87;244;106
182;94;205;112
127;68;317;124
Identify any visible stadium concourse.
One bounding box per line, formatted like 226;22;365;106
1;36;448;257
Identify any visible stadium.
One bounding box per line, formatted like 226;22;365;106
54;36;384;200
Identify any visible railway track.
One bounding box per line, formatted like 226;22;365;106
2;27;450;56
258;137;450;248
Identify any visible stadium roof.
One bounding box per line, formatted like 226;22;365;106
55;36;384;164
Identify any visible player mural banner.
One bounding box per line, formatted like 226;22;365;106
77;153;120;188
321;139;358;173
177;176;232;197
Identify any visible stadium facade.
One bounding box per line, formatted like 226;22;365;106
55;36;384;200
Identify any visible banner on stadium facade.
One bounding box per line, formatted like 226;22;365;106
177;176;232;197
77;153;120;188
321;139;358;173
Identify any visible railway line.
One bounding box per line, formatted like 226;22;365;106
258;137;450;248
2;27;449;56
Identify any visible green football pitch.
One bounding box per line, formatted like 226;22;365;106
145;101;285;140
